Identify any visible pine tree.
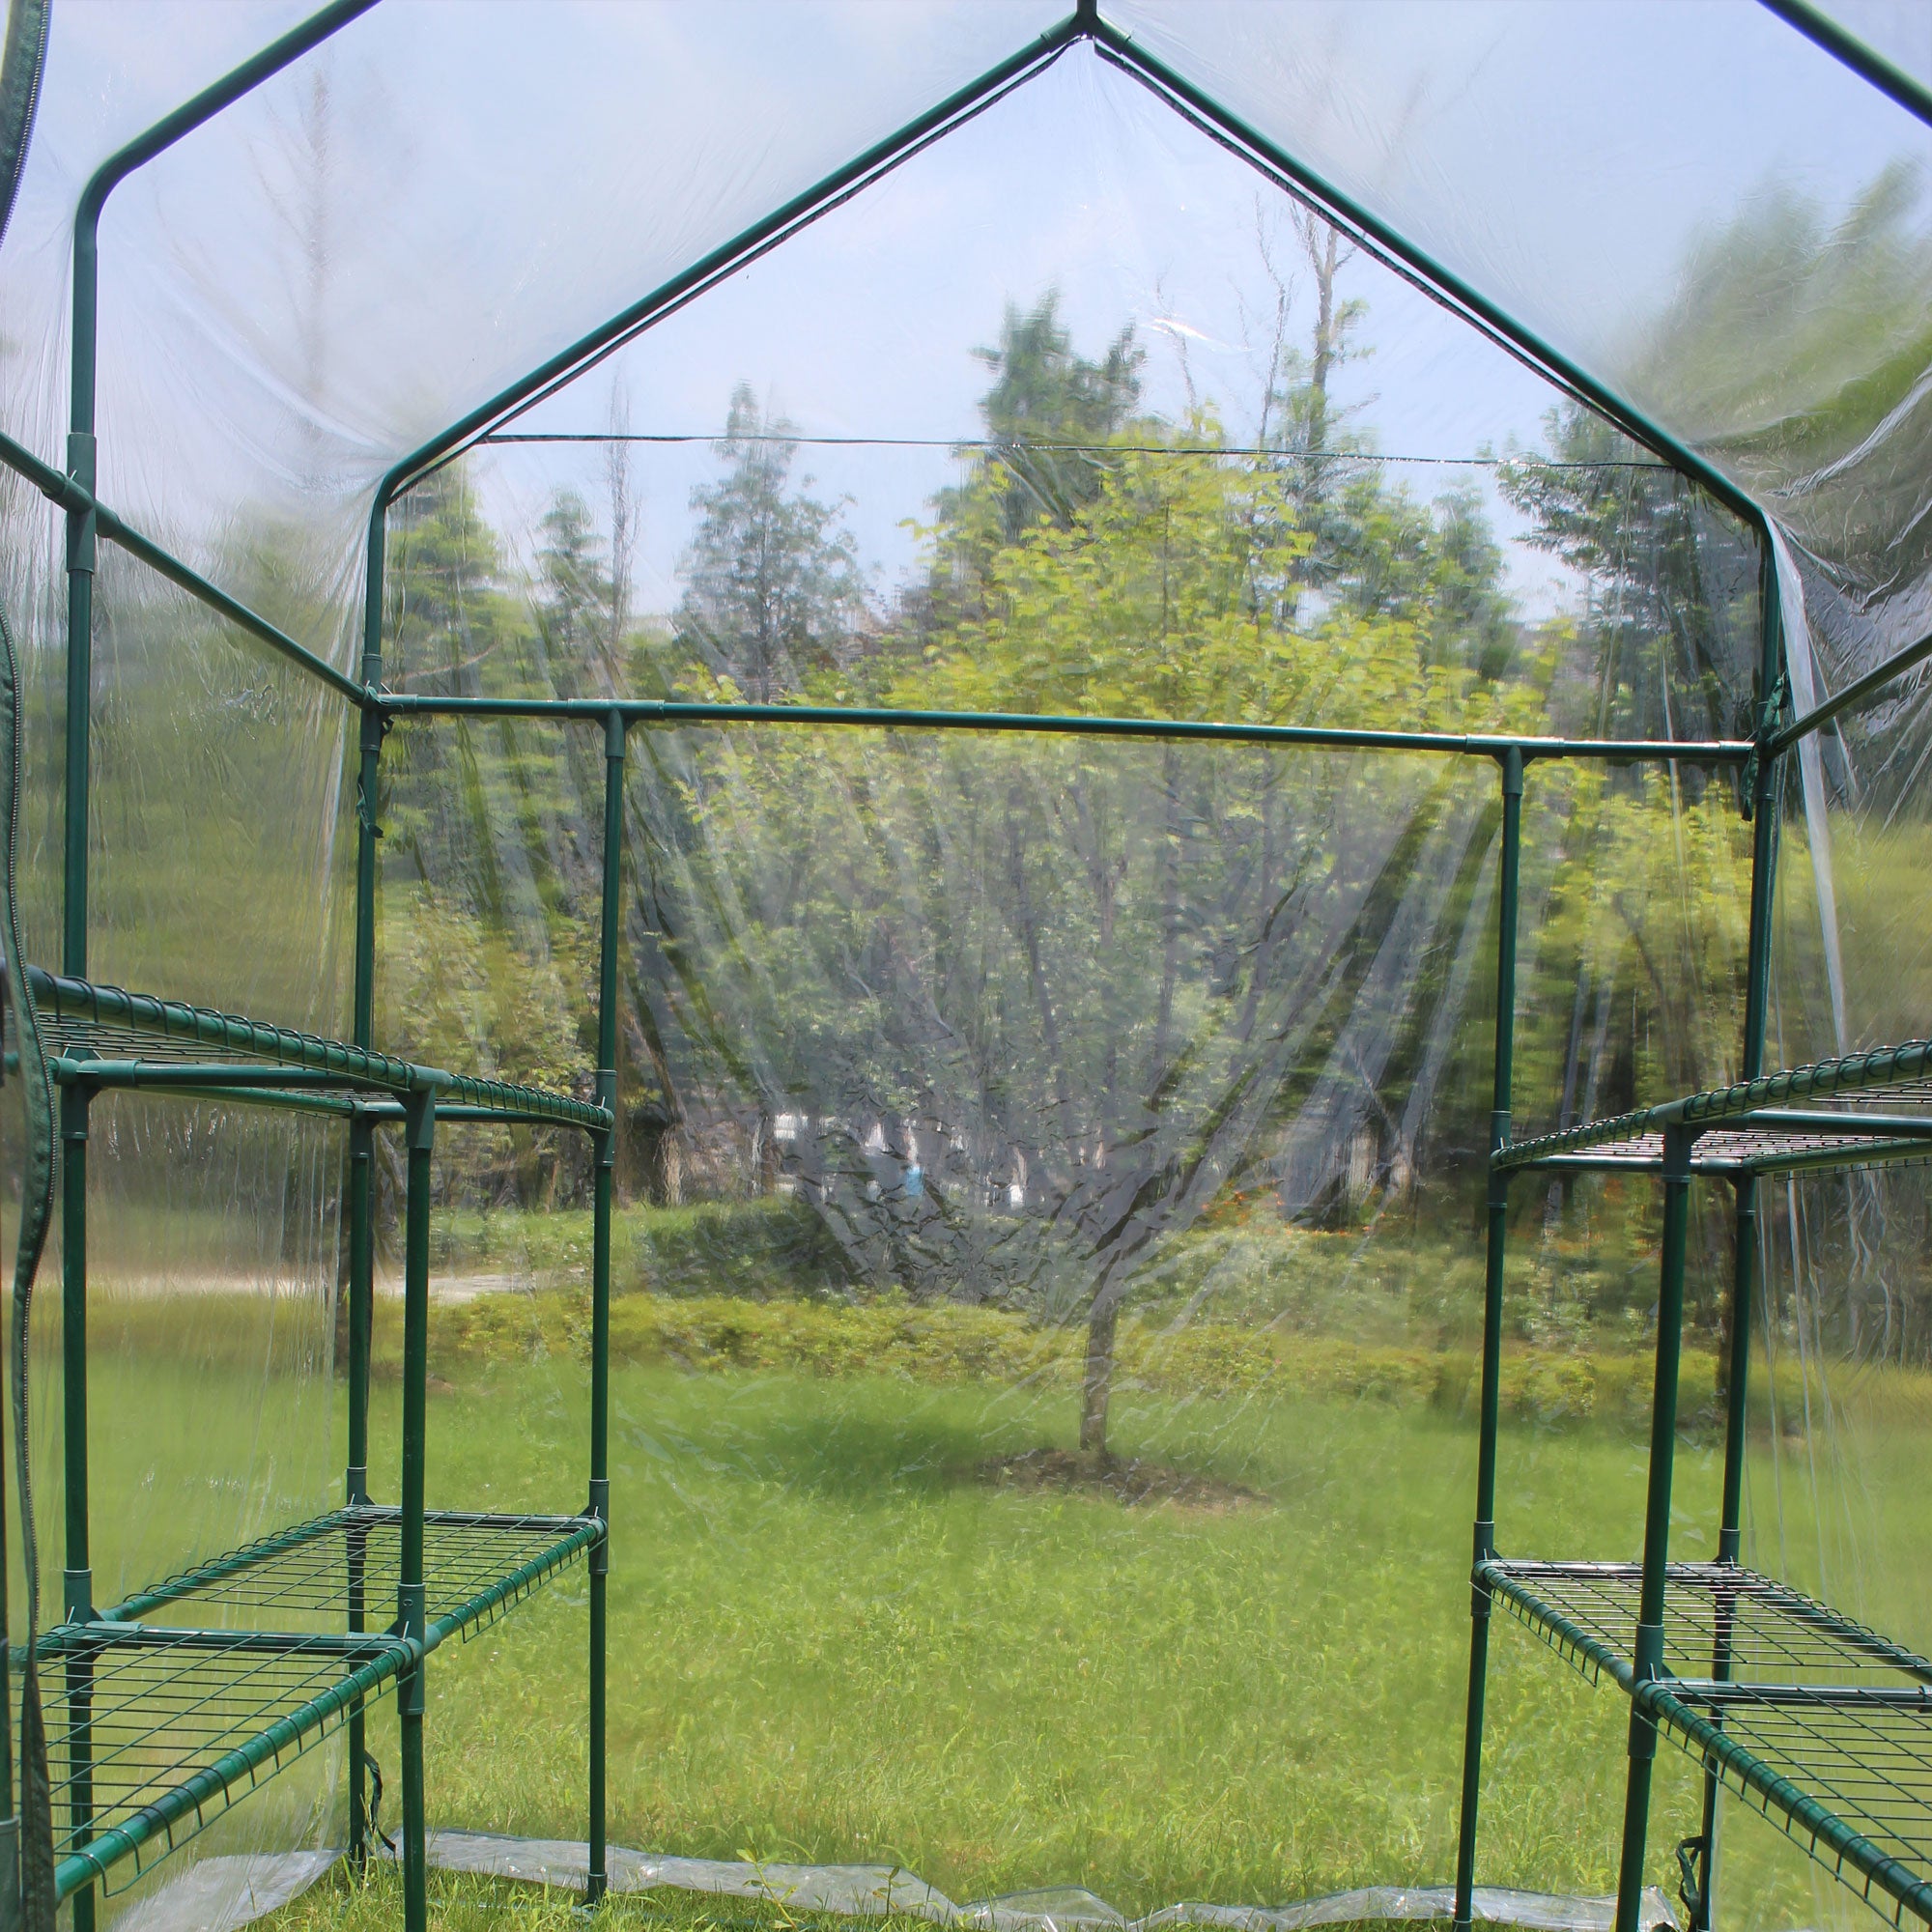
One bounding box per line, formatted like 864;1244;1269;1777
673;384;865;702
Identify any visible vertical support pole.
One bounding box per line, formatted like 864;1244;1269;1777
1716;1179;1759;1572
586;708;624;1908
1616;1123;1696;1932
0;1183;12;1918
346;1117;373;1497
66;169;101;989
345;1110;373;1869
59;1079;94;1932
1715;556;1784;1559
1686;1169;1754;1930
1452;746;1523;1932
61;437;94;983
70;17;384;1889
347;494;387;1872
397;1088;435;1932
1693;544;1785;1931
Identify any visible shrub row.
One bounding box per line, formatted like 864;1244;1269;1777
431;1288;1724;1427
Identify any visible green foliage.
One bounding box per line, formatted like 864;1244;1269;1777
1498;406;1760;746
1632;161;1932;493
425;1280;1709;1433
431;1195;853;1300
674;385;867;702
256;1347;1892;1930
347;291;1780;1459
952;289;1147;549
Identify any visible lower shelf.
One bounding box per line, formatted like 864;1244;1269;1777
1484;1559;1932;1692
34;1625;412;1897
1484;1557;1932;1929
14;1503;602;1900
107;1505;603;1644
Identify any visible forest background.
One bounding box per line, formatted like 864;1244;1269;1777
76;192;1930;1467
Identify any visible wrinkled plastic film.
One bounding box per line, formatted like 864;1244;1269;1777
0;5;1915;1925
1110;0;1932;674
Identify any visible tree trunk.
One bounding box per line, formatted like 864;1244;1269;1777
1081;1296;1119;1460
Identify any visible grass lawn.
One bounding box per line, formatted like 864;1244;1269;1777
43;1277;1928;1932
321;1350;1875;1931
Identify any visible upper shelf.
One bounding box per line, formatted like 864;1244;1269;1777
19;965;611;1134
1495;1037;1932;1178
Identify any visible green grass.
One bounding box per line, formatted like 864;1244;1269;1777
31;1278;1931;1932
270;1866;950;1932
327;1350;1900;1931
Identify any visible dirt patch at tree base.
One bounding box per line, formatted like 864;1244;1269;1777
979;1447;1271;1512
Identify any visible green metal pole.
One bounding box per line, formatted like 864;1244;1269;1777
1757;0;1932;129
1615;1123;1696;1932
61;447;93;981
1452;747;1523;1932
1693;534;1787;1931
347;461;387;1878
59;1080;93;1932
587;709;624;1907
1740;554;1784;1097
378;692;1749;767
1686;1168;1755;1931
1717;1175;1759;1574
1085;23;1768;545
345;1111;373;1870
355;501;384;1051
376;14;1086;511
66;0;377;977
398;1090;434;1932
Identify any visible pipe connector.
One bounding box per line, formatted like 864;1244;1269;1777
588;1477;611;1576
65;432;97;577
397;1580;426;1647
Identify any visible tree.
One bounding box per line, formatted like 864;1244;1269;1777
1497;405;1757;746
899;431;1539;1456
1624;158;1932;634
533;489;614;695
673;384;866;701
1266;211;1368;566
965;290;1146;547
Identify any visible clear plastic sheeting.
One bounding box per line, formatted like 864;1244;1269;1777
0;4;1925;1930
107;1852;343;1932
470;42;1766;742
1713;1157;1932;1931
350;46;1765;1914
83;547;355;1027
404;1833;1682;1932
1112;0;1932;674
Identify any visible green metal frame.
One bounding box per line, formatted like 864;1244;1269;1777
3;0;1924;1924
1757;0;1932;130
1453;562;1793;1932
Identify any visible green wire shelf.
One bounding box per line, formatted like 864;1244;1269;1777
1485;1558;1932;1928
21;1624;412;1896
1494;1038;1932;1178
1485;1560;1932;1691
106;1506;604;1643
25;965;612;1132
14;1507;600;1900
3;958;613;1903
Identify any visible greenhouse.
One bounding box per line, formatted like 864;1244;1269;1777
0;2;1930;1930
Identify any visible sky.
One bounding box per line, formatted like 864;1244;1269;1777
6;1;1928;656
472;44;1595;621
